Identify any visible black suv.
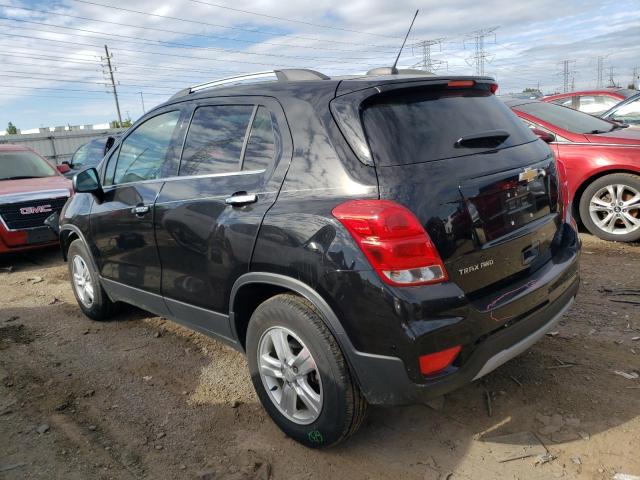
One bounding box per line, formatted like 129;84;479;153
59;69;580;448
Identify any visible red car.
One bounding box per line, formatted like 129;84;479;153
542;88;637;115
0;144;73;254
505;98;640;242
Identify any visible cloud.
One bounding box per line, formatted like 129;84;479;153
0;0;638;128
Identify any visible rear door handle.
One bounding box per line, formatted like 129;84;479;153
225;193;258;206
131;205;150;216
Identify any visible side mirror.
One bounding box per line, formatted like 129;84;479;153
104;136;116;156
532;128;556;143
56;163;71;174
61;160;71;166
73;168;103;197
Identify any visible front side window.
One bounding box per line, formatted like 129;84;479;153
113;110;181;184
611;98;640;125
180;105;254;176
0;150;57;180
242;106;278;171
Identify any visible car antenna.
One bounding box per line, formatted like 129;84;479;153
391;9;419;74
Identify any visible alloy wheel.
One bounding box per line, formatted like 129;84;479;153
588;183;640;235
257;326;323;425
71;255;95;308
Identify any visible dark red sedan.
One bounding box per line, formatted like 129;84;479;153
505;98;640;242
0;144;72;254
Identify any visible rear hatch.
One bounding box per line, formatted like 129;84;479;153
335;80;562;295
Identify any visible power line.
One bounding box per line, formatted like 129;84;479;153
0;19;376;65
464;27;497;75
187;0;402;39
67;0;398;49
0;31;365;71
0;3;396;54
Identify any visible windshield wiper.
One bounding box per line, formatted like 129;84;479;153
589;129;609;134
0;175;44;181
455;129;511;149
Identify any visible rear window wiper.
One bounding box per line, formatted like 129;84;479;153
589;129;608;134
455;130;510;149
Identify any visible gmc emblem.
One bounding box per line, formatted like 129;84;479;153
20;205;52;215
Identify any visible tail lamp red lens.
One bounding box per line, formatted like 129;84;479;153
332;200;448;286
419;345;462;375
489;83;499;94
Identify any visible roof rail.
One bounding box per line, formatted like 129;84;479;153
169;69;329;100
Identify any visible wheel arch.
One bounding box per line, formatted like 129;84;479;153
229;273;352;353
572;169;640;222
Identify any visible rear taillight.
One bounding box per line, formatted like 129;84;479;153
489;83;498;94
332;200;448;286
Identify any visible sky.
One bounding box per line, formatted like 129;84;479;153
0;0;638;131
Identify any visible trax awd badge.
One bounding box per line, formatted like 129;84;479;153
458;259;494;276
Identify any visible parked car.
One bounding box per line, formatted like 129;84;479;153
599;92;640;128
506;98;640;242
62;135;118;179
0;144;72;254
543;88;637;115
59;69;580;447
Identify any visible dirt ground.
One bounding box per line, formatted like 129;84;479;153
1;234;639;480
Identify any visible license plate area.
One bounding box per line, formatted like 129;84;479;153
26;226;57;245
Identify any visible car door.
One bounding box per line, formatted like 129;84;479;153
90;108;189;314
154;97;292;340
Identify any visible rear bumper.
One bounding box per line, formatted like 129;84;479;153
345;224;580;405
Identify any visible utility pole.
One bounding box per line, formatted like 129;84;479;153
596;56;604;88
412;39;446;72
571;74;575;92
139;92;146;114
102;45;122;126
464;27;498;76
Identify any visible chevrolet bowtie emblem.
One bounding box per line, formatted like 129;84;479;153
519;167;544;183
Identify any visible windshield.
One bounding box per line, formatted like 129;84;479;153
514;101;616;134
71;139;106;168
0;150;57;181
362;88;537;166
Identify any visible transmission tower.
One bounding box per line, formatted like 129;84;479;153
608;66;617;87
464;27;498;75
559;59;576;93
101;44;122;125
411;39;447;72
596;56;605;88
632;66;639;88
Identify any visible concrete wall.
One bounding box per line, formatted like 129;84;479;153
0;128;127;164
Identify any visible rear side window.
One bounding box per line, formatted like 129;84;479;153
180;105;253;176
242;106;278;171
362;88;536;166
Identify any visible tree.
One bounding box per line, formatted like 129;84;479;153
6;122;18;134
110;118;133;129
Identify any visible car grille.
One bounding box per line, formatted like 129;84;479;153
0;196;68;230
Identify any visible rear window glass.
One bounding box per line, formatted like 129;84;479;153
362;88;536;166
514;101;616;134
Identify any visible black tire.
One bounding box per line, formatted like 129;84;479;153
578;173;640;242
246;293;367;448
67;239;115;321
